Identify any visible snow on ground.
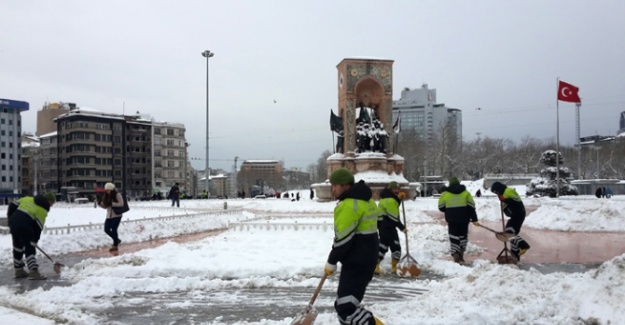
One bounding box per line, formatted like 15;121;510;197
1;184;624;324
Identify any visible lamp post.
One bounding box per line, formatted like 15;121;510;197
202;50;214;197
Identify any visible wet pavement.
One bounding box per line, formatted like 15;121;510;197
3;206;625;323
1;252;433;324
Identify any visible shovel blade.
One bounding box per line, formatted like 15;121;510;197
398;263;421;277
53;262;65;274
291;307;318;325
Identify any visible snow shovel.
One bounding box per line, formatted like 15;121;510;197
291;273;327;325
32;242;65;274
397;201;421;277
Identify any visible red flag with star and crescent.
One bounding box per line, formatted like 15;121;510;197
557;80;581;103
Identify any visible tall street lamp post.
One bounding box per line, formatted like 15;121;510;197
202;50;214;197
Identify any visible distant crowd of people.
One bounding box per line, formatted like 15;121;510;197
595;186;613;198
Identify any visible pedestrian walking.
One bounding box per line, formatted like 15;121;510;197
324;168;384;325
169;183;180;207
375;181;407;275
7;192;56;280
98;183;124;251
490;181;531;262
438;177;479;264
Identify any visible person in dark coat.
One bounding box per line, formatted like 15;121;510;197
8;193;56;280
324;168;383;325
475;189;482;197
438;177;479;264
310;188;314;200
169;183;180;207
490;181;531;261
376;181;407;274
595;187;603;198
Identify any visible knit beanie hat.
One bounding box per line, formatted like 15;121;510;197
448;177;460;186
329;168;355;185
105;183;115;190
43;192;56;203
388;181;398;189
491;181;506;194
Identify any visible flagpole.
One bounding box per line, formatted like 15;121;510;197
556;78;560;198
576;102;581;179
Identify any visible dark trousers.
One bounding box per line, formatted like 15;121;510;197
104;217;122;245
378;226;401;260
335;262;377;325
171;197;180;207
9;214;39;271
505;216;530;256
448;221;469;255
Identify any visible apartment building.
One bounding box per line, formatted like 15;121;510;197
392;84;462;142
152;121;188;195
0;98;28;200
51;106;189;198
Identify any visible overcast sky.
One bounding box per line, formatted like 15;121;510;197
2;1;624;171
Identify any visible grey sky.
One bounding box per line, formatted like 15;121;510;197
2;1;624;172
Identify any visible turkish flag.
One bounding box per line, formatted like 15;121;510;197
557;80;581;103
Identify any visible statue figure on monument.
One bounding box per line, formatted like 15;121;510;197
336;130;344;153
372;119;387;153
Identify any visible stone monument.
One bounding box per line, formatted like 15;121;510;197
313;58;415;201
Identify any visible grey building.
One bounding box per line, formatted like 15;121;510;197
0;98;28;199
392;84;462;142
51;106;190;199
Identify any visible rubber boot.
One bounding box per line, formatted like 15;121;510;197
14;268;28;278
391;258;399;273
374;259;384;275
28;269;47;280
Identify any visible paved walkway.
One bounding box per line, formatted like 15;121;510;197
425;205;625;264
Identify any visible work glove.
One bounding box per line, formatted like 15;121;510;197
402;227;409;233
324;262;337;276
398;192;406;200
472;221;481;227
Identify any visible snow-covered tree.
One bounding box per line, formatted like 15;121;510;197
526;150;579;197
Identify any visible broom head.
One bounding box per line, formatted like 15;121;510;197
291;306;318;325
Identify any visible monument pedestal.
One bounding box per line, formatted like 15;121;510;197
312;152;417;201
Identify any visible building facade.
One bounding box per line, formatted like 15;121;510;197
49;106;190;199
0;98;28;199
238;160;283;197
36;102;73;136
392;84;462;142
152;121;187;196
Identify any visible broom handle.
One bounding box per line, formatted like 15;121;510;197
401;200;410;254
478;224;499;234
499;201;510;255
307;273;327;309
32;242;55;263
